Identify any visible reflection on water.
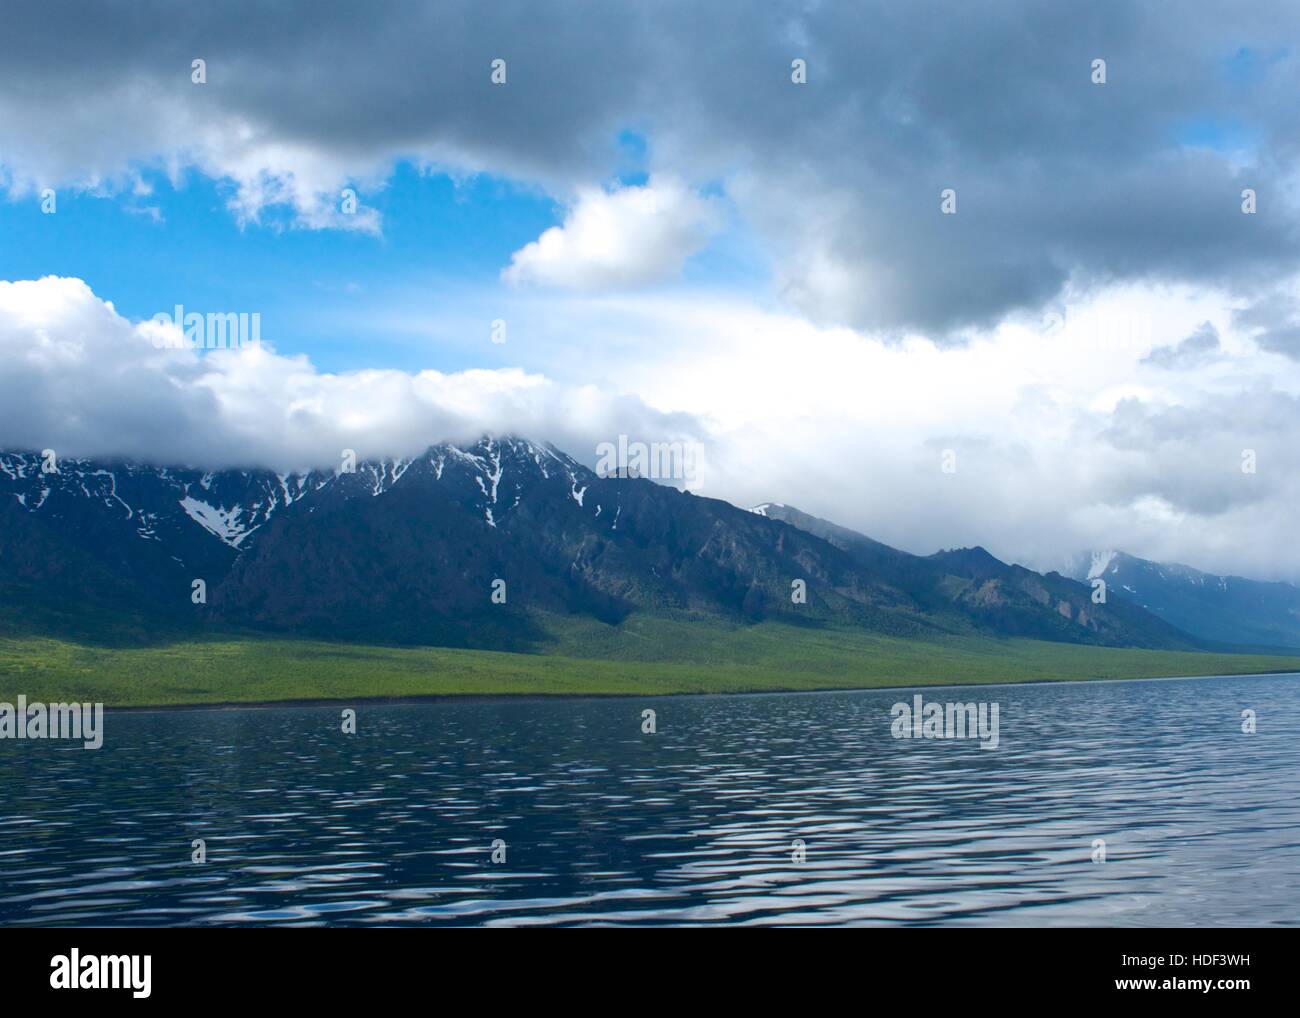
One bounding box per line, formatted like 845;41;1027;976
1;673;1298;926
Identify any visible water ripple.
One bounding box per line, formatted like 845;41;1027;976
1;672;1298;926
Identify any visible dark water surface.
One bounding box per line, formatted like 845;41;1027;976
2;673;1298;926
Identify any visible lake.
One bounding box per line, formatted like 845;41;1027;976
2;672;1297;926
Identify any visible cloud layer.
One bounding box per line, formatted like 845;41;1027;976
5;276;1300;583
4;1;1300;330
0;276;705;472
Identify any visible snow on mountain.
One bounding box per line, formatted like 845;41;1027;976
178;496;255;548
1087;550;1117;580
0;436;615;566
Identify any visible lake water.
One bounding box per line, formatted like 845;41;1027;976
2;672;1298;927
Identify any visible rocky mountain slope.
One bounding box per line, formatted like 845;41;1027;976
0;438;1207;651
753;503;1198;650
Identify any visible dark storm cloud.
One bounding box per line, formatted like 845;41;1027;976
2;0;1299;332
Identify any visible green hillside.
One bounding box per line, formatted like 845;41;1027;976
1;610;1296;708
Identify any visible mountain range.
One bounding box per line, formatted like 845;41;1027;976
1066;550;1300;651
1;436;1293;653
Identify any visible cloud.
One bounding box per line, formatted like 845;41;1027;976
461;281;1300;581
502;178;717;290
4;2;1300;330
1233;288;1300;358
1142;321;1221;368
0;276;707;471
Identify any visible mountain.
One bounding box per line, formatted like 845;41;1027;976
752;503;1198;649
0;438;1200;652
1068;550;1300;650
1;439;930;647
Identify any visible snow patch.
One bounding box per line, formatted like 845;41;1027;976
179;496;254;547
1087;550;1117;580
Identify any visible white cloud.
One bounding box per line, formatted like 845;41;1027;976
444;282;1300;581
502;178;718;290
0;276;703;472
5;275;1300;583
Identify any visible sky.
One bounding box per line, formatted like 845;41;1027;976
2;1;1300;581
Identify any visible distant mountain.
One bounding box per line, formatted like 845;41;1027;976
1067;550;1300;650
753;503;1197;649
0;439;1202;652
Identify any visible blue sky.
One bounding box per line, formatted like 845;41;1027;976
0;165;567;373
0;141;768;377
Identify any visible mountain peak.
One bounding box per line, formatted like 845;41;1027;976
932;545;1003;567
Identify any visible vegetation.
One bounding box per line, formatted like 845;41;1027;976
1;610;1296;708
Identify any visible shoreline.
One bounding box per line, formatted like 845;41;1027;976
100;667;1300;715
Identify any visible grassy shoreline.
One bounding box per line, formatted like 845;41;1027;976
86;667;1300;713
3;615;1298;708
